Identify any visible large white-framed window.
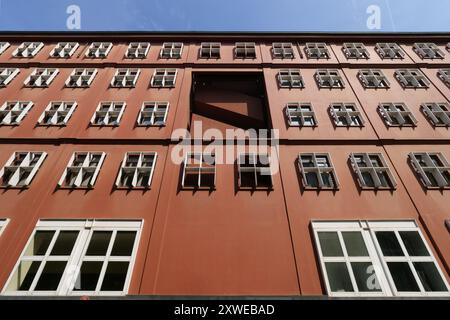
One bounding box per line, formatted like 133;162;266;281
126;42;150;59
199;42;221;59
358;69;390;89
58;152;106;189
12;42;44;58
0;151;47;188
150;69;177;88
237;153;273;189
115;152;157;189
305;43;329;59
0;42;10;55
413;43;445;60
90;101;126;126
0;219;9;237
272;42;295;59
0;101;33;125
0;68;20;87
1;219;143;296
85;42;113;59
66;68;97;88
312;220;450;297
378;103;417;127
159;42;183;59
395;69;429;89
235;42;256;59
37;101;77;126
349;153;397;190
421;102;450;127
315;69;345;89
24;68;59;88
298;153;339;190
342;43;370;59
285;102;317;127
136;101;169;126
110;69;140;88
375;43;404;59
409;152;450;189
277;69;304;88
181;152;216;189
329;103;365;127
437;69;450;87
50;42;79;58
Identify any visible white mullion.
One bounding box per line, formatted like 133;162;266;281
337;231;359;293
198;153;203;187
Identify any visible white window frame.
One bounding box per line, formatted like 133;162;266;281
329;103;365;127
235;42;256;59
12;42;44;58
65;68;98;88
277;69;304;88
90;102;126;126
0;42;10;55
0;151;47;188
37;101;77;126
58;152;106;189
395;69;430;89
437;69;450;87
1;219;143;296
181;152;216;189
110;69;140;88
358;69;390;88
375;43;404;59
237;153;273;189
199;42;221;59
421;102;450;127
0;101;33;125
125;42;150;59
24;68;59;88
159;42;183;59
378;102;418;127
305;43;329;59
272;42;295;59
0;68;20;87
315;69;345;89
343;43;370;59
150;69;177;88
49;42;79;58
312;220;450;297
349;153;397;190
0;218;9;237
137;101;169;126
413;43;445;59
285;102;317;127
298;153;339;190
115;152;157;189
409;152;450;189
85;42;113;59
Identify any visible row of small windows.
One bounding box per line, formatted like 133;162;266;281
2;67;449;90
0;101;169;126
285;102;450;128
1;41;449;60
0;219;448;296
1;151;449;190
1;99;448;128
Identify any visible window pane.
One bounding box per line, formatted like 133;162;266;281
387;262;420;292
342;232;369;257
100;262;129;291
376;231;404;256
318;232;343;257
73;261;103;291
351;262;382;292
25;231;55;256
34;261;67;291
325;262;354;292
399;231;429;257
50;231;79;256
86;231;112;256
6;261;41;291
111;231;136;256
413;262;448;292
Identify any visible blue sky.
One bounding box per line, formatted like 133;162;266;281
0;0;449;32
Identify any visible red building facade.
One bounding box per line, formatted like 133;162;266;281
0;33;449;297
